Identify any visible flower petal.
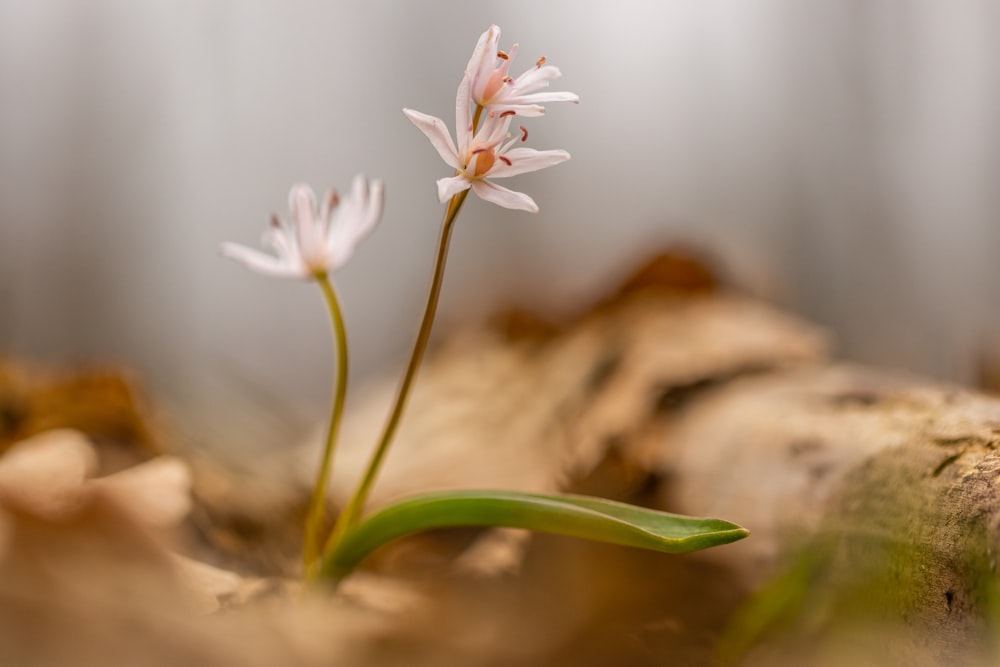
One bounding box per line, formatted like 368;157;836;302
491;103;546;118
489;148;571;178
513;91;580;106
466;25;501;102
220;243;304;279
437;174;471;202
455;73;472;156
403;108;460;169
512;65;564;94
262;226;296;262
287;184;327;269
475;110;513;146
359;177;385;241
486;62;578;116
288;184;318;228
326;175;384;270
471;179;539;212
334;175;366;238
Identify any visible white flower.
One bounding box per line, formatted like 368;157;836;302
404;106;569;213
403;25;575;212
465;24;579;117
221;175;383;279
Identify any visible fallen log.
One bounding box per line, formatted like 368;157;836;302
651;364;1000;665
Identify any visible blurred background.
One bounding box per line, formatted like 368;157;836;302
1;1;998;447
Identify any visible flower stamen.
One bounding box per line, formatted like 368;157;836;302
536;56;546;68
519;126;528;142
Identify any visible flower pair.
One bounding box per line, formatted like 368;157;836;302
404;23;578;213
223;25;577;279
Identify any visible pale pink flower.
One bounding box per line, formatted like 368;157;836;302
222;176;383;279
404;106;569;213
465;24;579;117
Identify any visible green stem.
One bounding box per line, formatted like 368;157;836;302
326;191;469;550
321;104;484;562
302;272;349;578
472;105;483;134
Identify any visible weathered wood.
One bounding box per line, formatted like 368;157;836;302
648;365;1000;665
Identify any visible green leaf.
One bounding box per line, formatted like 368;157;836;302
319;489;748;582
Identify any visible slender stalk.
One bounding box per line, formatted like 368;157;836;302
322;105;483;562
327;191;469;547
472;105;483;134
302;272;349;578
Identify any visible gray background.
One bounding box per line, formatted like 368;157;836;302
2;1;998;445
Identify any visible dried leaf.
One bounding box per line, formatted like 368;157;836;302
0;429;97;519
0;360;161;467
94;456;193;527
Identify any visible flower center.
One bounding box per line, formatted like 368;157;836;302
469;148;497;177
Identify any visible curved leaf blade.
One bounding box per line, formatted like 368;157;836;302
319;489;748;582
